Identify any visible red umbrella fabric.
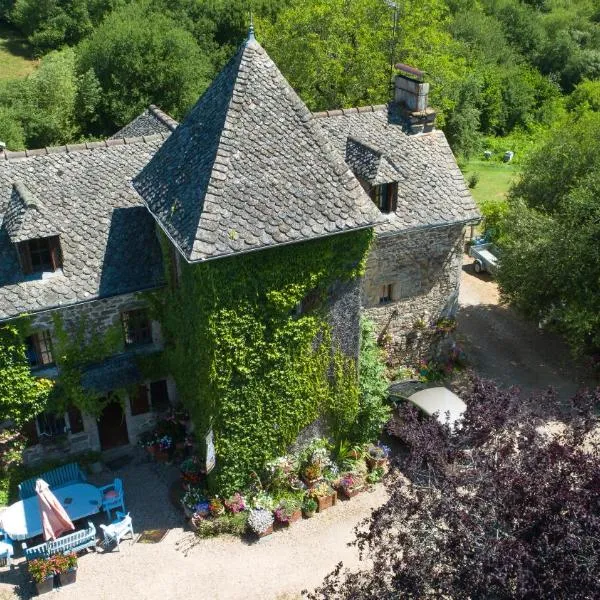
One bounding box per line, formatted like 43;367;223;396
35;479;75;541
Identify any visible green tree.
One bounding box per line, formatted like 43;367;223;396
77;1;214;131
498;111;600;356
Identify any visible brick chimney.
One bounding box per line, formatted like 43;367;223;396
394;64;436;134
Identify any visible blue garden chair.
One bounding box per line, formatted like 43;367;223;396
0;529;14;568
99;478;125;520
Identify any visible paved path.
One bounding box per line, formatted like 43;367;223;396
0;457;387;600
457;255;593;398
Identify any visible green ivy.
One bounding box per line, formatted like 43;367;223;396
0;318;53;426
155;229;374;495
48;313;125;417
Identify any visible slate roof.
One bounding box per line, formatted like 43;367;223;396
0;136;167;321
81;354;141;393
314;105;480;235
345;138;401;186
111;105;177;140
133;35;381;262
3;182;59;243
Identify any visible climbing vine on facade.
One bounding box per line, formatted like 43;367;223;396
155;229;374;494
0;319;53;426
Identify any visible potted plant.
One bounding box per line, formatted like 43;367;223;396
208;498;225;517
308;482;337;512
181;487;208;519
28;557;54;595
53;553;77;586
224;492;246;514
302;463;322;486
247;508;275;538
180;457;203;490
274;497;302;526
366;443;391;470
155;435;173;462
336;473;365;499
302;497;318;518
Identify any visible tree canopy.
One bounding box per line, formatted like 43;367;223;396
311;379;600;599
498;110;600;357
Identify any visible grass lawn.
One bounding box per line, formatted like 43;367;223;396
0;23;37;80
463;159;519;206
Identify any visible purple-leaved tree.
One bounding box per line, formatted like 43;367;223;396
309;379;600;600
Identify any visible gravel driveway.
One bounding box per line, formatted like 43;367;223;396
457;255;594;398
0;456;387;600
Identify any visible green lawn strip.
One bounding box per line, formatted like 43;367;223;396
0;23;37;80
463;159;518;207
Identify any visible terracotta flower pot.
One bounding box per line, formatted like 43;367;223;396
317;492;337;512
155;450;170;463
278;509;302;526
258;525;274;538
340;487;362;499
367;456;387;471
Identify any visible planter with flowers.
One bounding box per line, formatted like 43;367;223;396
180;457;203;490
155;435;173;462
208;498;225;517
181;487;209;520
28;557;55;595
302;497;318;518
366;443;390;471
308;482;337;512
301;463;322;488
247;508;275;538
336;473;365;499
53;553;77;587
224;492;246;514
274;496;303;527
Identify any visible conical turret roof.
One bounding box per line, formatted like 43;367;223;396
133;33;380;262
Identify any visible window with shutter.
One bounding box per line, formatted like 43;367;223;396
379;284;393;304
18;236;63;274
25;330;54;368
369;183;398;214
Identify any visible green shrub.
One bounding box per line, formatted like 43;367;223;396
193;512;248;538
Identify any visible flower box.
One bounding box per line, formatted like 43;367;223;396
317;491;337;512
59;569;77;587
35;576;54;596
277;509;302;526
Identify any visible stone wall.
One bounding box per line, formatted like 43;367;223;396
363;224;465;361
21;292;175;464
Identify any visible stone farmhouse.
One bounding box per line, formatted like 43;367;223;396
0;30;478;462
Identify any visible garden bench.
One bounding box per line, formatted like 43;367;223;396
22;522;97;560
18;463;87;500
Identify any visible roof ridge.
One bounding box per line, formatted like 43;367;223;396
0;133;168;162
312;104;388;119
148;105;179;131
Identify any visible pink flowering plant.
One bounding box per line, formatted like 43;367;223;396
224;493;246;513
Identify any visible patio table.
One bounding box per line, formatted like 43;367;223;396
0;483;102;541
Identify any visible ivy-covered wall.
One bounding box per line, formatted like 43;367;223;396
155;229;374;494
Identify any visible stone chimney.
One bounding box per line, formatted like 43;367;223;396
394;64;436;135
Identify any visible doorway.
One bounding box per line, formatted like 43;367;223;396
97;400;129;450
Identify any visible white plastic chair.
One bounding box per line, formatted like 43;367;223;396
100;511;134;551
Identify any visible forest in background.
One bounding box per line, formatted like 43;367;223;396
0;0;599;157
1;0;600;360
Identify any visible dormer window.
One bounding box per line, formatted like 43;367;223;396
18;236;63;275
370;183;398;213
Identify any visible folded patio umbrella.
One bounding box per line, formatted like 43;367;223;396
35;478;75;541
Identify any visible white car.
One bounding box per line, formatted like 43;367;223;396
389;381;467;429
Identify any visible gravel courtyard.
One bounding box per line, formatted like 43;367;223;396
0;455;387;600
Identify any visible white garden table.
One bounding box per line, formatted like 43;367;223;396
0;483;102;541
